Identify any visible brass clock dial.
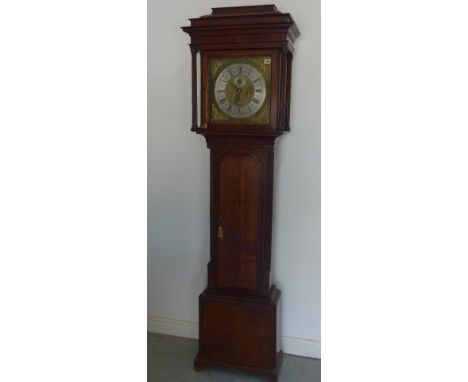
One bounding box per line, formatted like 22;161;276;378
214;63;266;119
208;56;271;124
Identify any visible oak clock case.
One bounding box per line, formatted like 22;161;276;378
182;5;300;382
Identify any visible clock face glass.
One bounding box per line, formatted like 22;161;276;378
208;56;271;124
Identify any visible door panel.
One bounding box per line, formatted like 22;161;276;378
217;152;262;291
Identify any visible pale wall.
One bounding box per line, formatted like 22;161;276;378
148;0;320;358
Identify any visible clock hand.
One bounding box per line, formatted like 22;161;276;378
235;87;241;105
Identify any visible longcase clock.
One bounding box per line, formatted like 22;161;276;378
182;5;300;381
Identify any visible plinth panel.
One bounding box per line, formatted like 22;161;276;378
197;288;280;371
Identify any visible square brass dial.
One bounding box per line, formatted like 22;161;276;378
208;56;272;124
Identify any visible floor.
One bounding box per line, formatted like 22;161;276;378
148;332;321;382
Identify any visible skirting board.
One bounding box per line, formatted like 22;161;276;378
148;315;321;359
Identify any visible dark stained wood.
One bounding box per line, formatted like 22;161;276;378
190;46;198;131
285;51;293;131
182;5;300;380
182;4;300;135
185;5;300;44
208;4;280;16
206;137;275;299
217;152;261;291
195;287;282;382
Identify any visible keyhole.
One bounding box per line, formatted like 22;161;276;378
217;224;224;239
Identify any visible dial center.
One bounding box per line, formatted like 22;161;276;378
225;76;254;107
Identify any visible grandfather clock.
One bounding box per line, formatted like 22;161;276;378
182;5;299;381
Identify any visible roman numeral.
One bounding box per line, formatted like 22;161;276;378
219;98;226;104
227;104;232;111
252;78;260;83
255;88;262;92
252;98;260;104
238;66;242;74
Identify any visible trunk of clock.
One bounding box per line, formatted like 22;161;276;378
195;135;281;381
208;140;274;296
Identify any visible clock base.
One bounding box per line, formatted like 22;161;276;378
194;351;283;382
195;287;282;381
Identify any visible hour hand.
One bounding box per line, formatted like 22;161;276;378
235;88;241;104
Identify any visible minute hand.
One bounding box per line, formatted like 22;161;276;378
235;88;241;104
